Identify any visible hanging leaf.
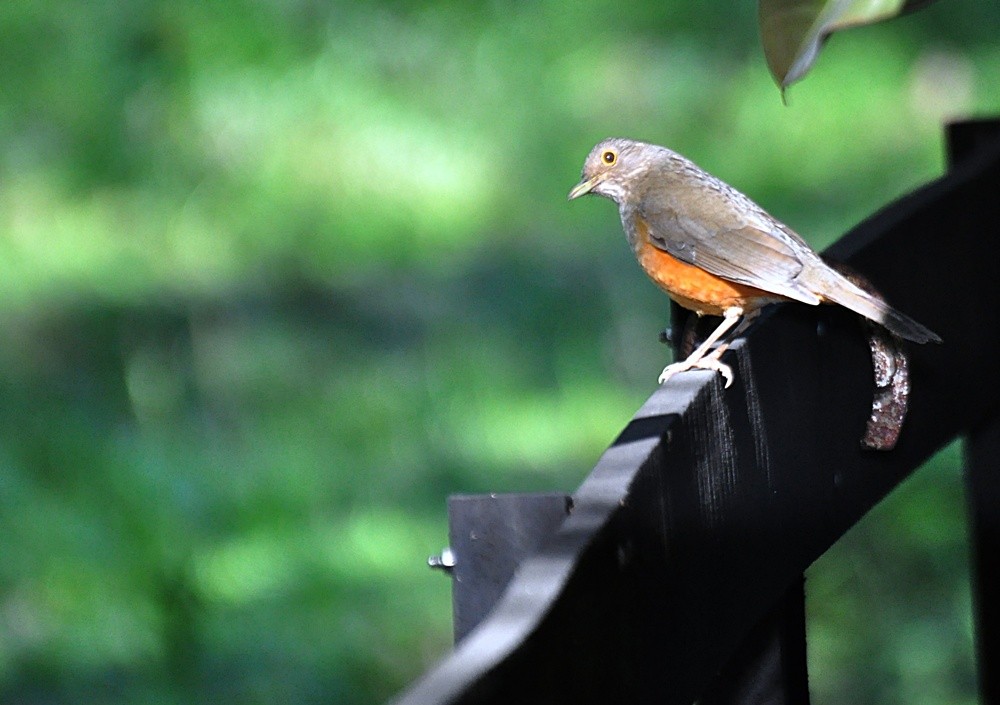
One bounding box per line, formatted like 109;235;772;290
759;0;941;94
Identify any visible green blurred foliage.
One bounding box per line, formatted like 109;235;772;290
0;0;997;702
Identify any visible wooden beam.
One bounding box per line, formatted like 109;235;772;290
390;122;1000;705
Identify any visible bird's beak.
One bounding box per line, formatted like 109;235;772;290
568;175;600;200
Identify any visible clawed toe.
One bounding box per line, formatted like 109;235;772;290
699;357;734;388
657;362;686;385
657;357;734;388
657;307;742;388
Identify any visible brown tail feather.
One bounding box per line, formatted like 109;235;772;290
810;269;941;344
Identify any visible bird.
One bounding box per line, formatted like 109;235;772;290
568;137;940;388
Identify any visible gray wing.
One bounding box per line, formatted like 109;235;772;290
639;172;822;305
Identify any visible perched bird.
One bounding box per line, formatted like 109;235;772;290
569;138;940;387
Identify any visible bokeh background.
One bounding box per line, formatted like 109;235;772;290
1;1;998;703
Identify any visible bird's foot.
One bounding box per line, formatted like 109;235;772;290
657;354;734;388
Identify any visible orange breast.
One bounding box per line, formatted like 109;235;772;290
633;220;780;316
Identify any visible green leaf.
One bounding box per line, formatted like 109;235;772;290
759;0;940;93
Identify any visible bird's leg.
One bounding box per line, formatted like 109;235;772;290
699;307;762;361
658;307;743;388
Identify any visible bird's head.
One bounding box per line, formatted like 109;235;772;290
568;138;659;204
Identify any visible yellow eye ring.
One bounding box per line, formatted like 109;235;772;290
602;150;617;165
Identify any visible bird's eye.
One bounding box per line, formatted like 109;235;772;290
602;150;617;165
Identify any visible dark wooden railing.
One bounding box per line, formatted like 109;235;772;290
390;119;1000;705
